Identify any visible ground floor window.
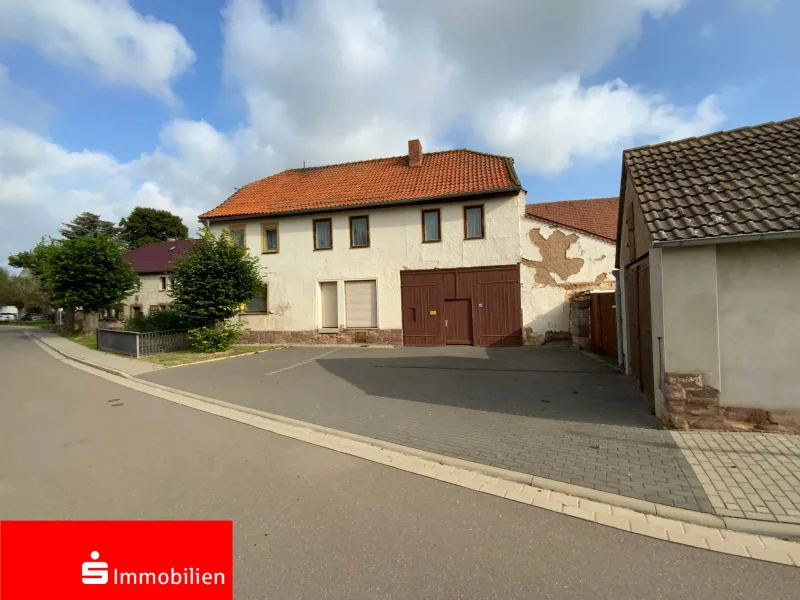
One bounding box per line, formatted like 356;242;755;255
345;280;377;328
149;305;159;314
244;284;268;313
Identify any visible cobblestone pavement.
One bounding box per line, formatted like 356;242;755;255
672;431;800;524
141;345;713;513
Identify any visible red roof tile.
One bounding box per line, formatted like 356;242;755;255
200;149;520;219
525;198;619;243
123;240;199;274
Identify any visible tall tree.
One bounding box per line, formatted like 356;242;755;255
8;238;60;316
0;272;43;313
46;235;139;333
170;230;263;328
59;212;120;241
119;207;189;249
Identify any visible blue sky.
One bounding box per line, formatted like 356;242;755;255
0;0;798;265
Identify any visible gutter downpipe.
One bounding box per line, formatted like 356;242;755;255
613;269;624;370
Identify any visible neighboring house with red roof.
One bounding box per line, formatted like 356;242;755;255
521;198;619;345
121;240;198;317
200;140;527;346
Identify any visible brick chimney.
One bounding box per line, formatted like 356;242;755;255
408;139;422;167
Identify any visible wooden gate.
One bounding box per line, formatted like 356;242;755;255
625;257;654;403
589;292;618;358
400;265;522;347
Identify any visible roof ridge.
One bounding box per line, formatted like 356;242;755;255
624;115;800;155
273;148;513;174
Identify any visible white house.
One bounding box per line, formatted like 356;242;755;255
617;116;800;432
520;198;618;345
121;240;198;318
201;140;526;346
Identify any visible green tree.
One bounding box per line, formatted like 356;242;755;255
170;230;263;328
118;207;189;249
0;272;43;313
59;212;120;241
8;238;60;315
46;235;139;333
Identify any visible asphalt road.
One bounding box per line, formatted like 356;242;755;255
1;328;798;599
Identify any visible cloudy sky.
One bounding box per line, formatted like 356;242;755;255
0;0;797;265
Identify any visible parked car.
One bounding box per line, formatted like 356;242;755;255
0;313;18;322
21;313;44;321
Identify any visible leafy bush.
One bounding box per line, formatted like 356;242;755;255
124;309;195;333
188;323;242;353
170;230;263;328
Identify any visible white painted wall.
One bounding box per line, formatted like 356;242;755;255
661;245;721;390
209;193;524;331
716;239;800;411
123;274;172;316
519;219;615;345
657;238;800;412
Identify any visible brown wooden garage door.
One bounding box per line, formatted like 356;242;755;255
400;265;522;347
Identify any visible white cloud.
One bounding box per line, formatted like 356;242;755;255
479;77;724;174
1;0;728;265
0;0;194;102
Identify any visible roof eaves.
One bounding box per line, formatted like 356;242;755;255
202;185;522;222
652;229;800;248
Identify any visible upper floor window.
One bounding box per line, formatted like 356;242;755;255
159;276;168;291
422;209;441;243
230;225;245;248
464;205;484;239
350;216;370;248
314;218;333;250
262;222;279;254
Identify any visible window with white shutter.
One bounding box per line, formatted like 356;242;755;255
345;280;377;328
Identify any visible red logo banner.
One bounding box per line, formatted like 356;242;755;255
0;521;232;599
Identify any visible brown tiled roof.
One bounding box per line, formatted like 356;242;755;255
525;198;619;243
200;149;520;219
123;240;199;274
624;116;800;245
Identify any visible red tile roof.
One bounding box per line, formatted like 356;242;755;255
200;149;521;219
123;240;199;274
525;198;619;243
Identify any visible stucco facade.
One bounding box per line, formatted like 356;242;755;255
209;192;525;339
651;239;800;415
520;219;616;345
122;273;172;316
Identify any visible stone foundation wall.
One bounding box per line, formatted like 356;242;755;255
240;328;403;347
663;372;800;433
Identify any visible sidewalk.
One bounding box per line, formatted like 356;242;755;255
28;329;161;377
672;431;800;525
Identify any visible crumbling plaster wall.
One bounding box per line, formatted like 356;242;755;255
520;220;615;345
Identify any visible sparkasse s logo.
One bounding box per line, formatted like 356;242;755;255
82;551;109;584
0;521;232;600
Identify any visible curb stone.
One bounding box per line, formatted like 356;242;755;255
25;330;800;565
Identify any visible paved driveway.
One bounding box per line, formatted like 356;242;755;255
141;345;712;513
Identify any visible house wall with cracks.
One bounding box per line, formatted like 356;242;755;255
520;220;616;345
